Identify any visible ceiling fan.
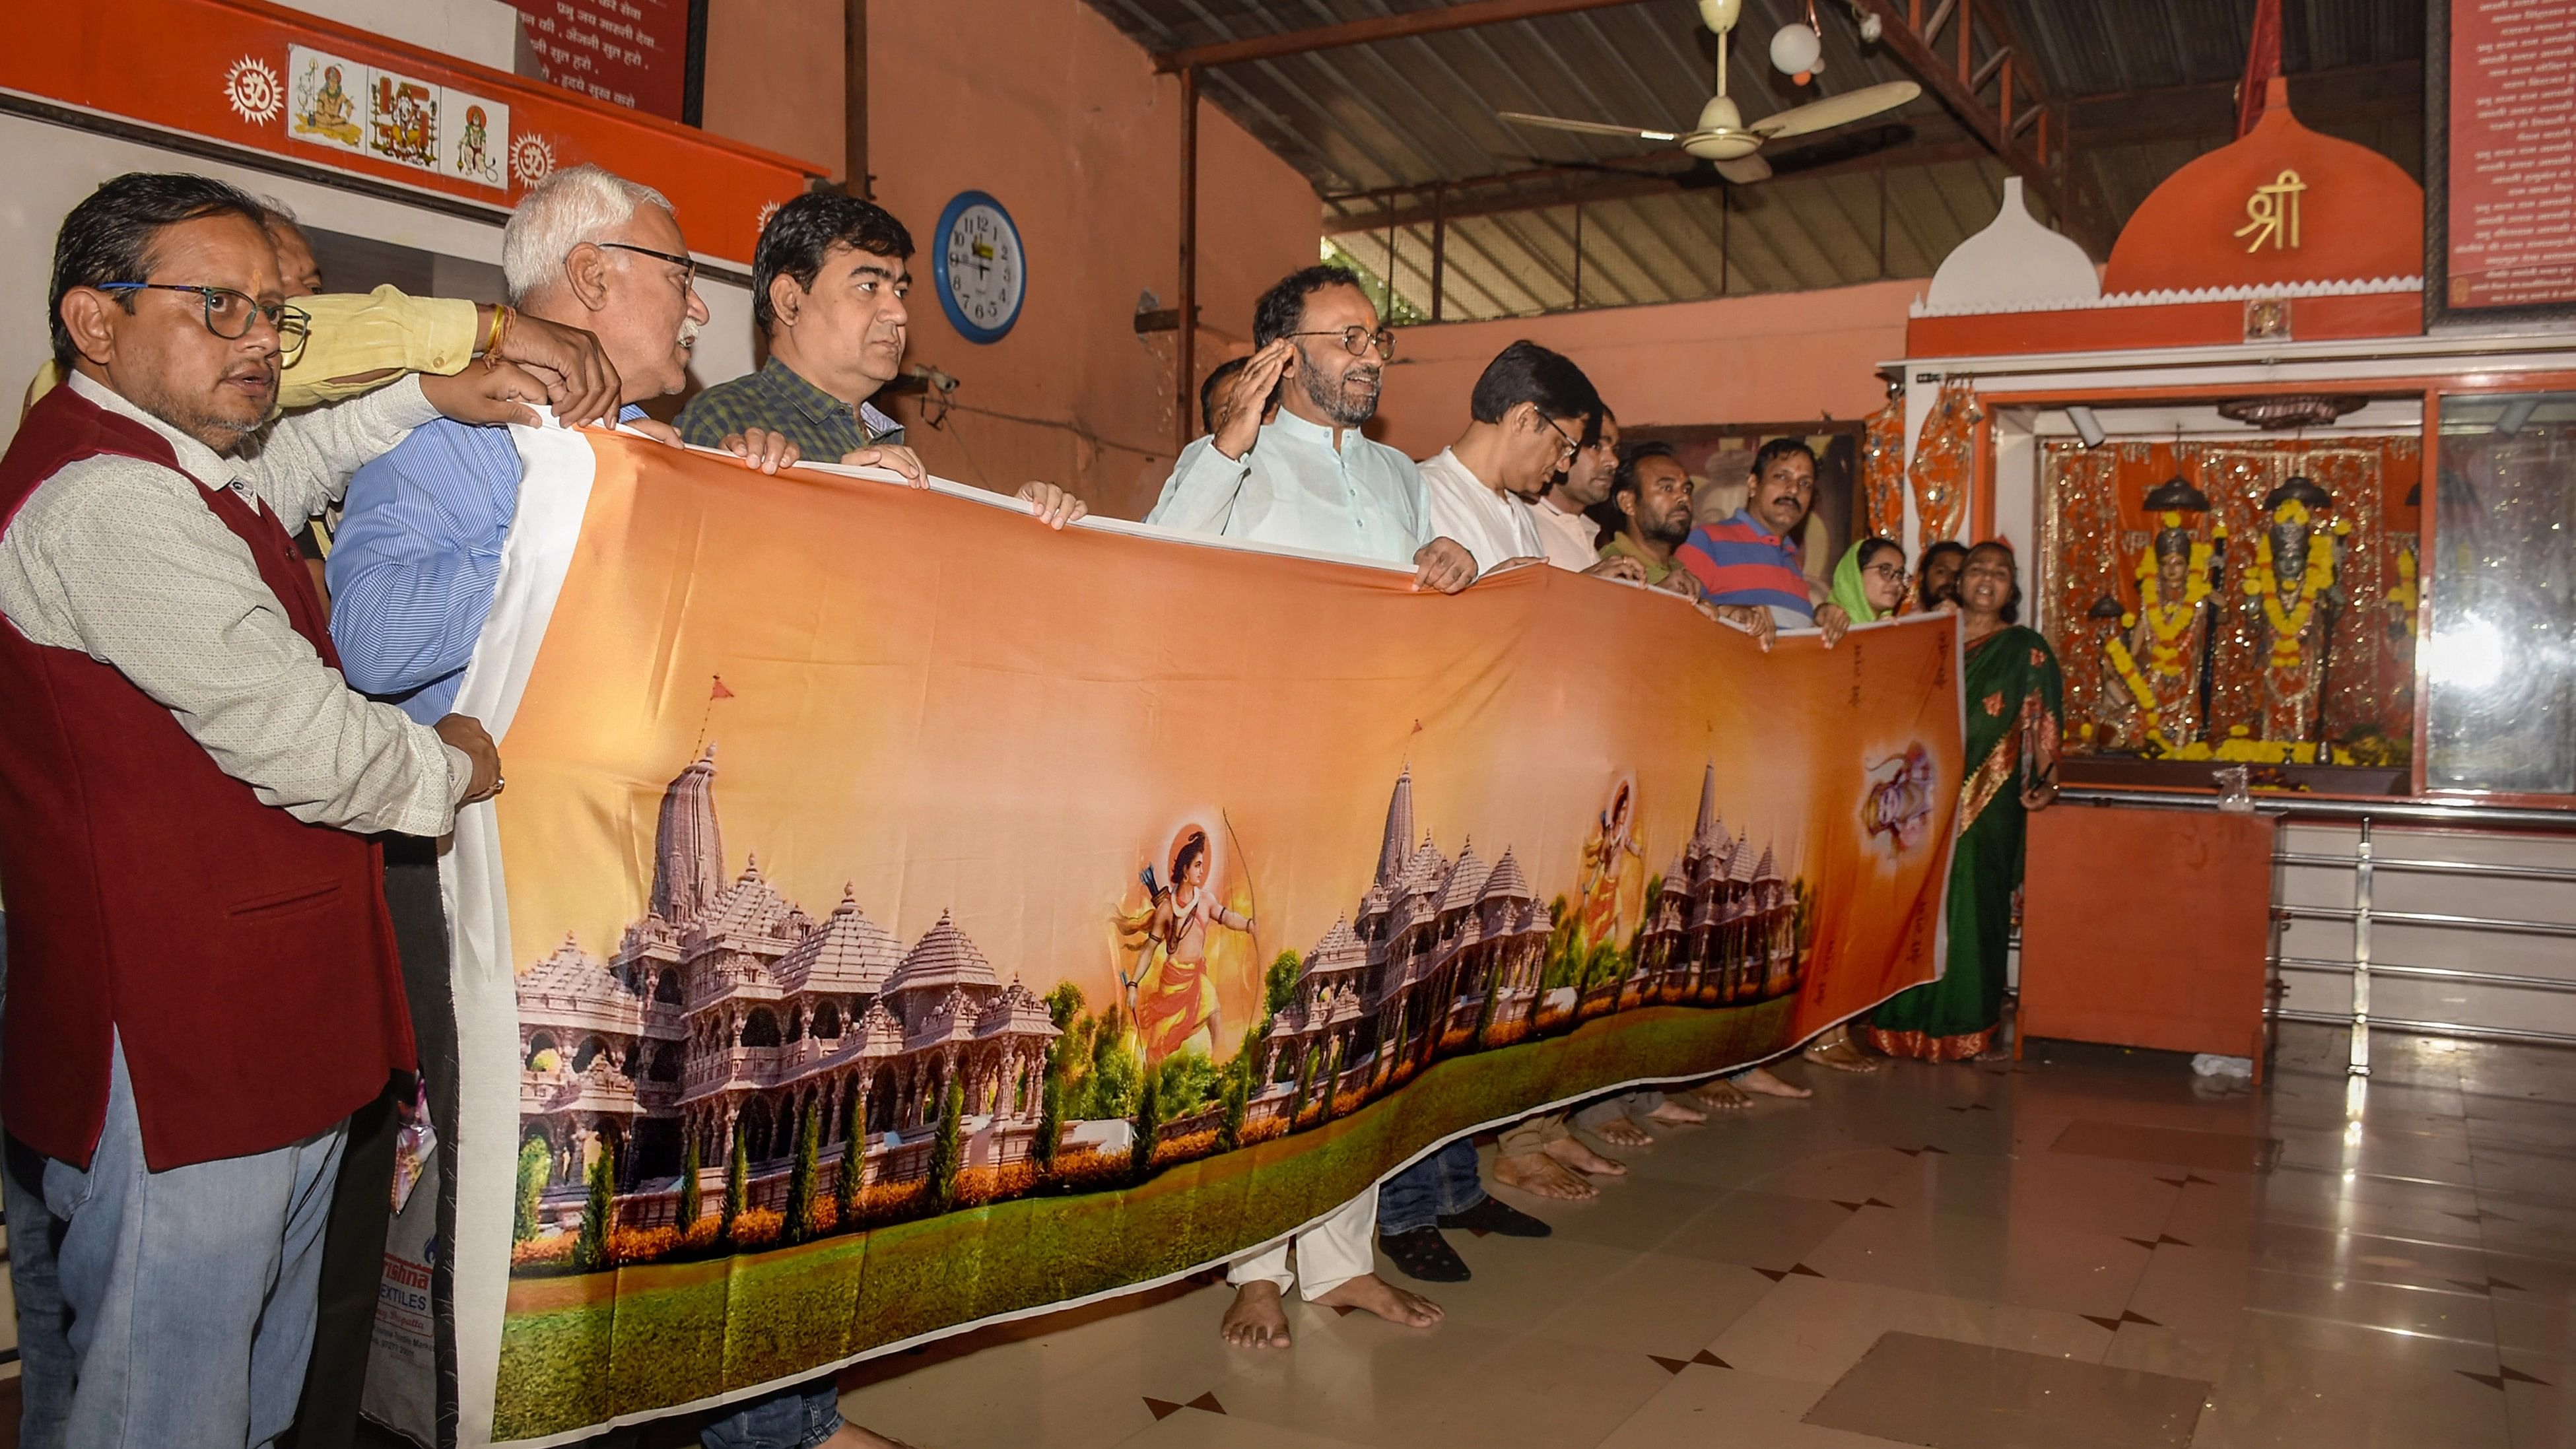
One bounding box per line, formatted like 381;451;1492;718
1495;0;1920;184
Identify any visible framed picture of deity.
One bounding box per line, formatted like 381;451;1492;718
2037;434;2422;795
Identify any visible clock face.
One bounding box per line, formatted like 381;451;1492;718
934;192;1025;343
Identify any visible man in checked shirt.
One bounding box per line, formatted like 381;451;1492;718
677;190;1086;528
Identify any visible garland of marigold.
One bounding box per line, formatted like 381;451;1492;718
2241;499;2345;670
2130;511;2218;677
2101;634;2176;754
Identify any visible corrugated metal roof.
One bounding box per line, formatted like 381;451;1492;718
1087;0;2423;321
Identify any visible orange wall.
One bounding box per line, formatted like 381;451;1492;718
696;5;1903;512
701;0;1321;520
1368;279;1919;461
700;0;844;174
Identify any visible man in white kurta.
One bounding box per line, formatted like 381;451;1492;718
1147;270;1472;594
1145;265;1470;1348
1415;342;1676;1207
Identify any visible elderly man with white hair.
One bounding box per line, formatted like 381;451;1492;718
316;165;917;1449
329;162;794;717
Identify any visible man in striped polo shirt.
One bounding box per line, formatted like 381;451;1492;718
1674;437;1844;1108
1678;436;1851;646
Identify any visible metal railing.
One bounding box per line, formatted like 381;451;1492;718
2062;788;2576;1074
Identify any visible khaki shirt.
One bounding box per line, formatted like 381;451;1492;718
22;286;479;417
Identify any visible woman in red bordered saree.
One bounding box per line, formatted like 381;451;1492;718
1864;541;2062;1061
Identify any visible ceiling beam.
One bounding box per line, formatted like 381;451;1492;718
1152;0;1646;74
1324;148;1697;207
1845;0;2113;256
2067;60;2423;151
1322;110;1980;207
1321;135;1991;234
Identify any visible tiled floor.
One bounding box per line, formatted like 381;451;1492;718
5;1021;2569;1448
819;1022;2575;1449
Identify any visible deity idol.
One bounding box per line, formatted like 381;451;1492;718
2101;490;2218;752
2243;475;2344;746
1118;825;1255;1065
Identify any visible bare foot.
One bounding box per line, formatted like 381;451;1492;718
1736;1066;1813;1100
1592;1116;1654;1148
1543;1133;1629;1177
1221;1281;1291;1349
1694;1079;1752;1110
1802;1025;1881;1073
1313;1271;1443;1328
1495;1149;1599;1200
1647;1095;1709;1125
1804;1040;1881;1074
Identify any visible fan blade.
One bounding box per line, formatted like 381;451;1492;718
1712;152;1773;184
1497;111;1683;143
1746;81;1922;139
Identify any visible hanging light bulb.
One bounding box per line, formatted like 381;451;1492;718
1770;22;1822;82
1697;0;1743;34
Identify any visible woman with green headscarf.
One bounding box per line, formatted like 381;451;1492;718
1829;535;1911;624
1795;537;1914;1073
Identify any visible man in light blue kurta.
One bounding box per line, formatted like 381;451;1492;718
1147;266;1543;1354
1147;266;1474;592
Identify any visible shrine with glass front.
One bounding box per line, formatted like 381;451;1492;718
1875;77;2576;810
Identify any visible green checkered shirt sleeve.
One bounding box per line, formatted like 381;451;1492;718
674;376;769;450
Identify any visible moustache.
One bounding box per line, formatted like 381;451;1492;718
676;320;700;349
1344;369;1382;390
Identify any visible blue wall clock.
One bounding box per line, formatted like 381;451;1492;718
932;190;1026;343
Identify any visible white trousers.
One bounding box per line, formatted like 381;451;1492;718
1225;1190;1376;1300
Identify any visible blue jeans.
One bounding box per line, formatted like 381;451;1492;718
5;910;75;1449
1374;1139;1485;1236
39;1038;345;1449
5;1135;73;1449
701;1378;842;1449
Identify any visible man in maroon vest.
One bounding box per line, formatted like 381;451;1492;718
0;172;545;1448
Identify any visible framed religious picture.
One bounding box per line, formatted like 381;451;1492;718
287;47;366;156
2425;0;2576;331
364;67;442;172
440;90;510;190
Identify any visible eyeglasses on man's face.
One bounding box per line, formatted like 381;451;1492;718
597;240;700;294
1285;325;1397;361
1540;415;1582;461
96;283;310;361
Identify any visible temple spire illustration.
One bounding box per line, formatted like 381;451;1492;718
1374;763;1416;886
650;743;726;925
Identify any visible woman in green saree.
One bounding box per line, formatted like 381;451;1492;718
1864;541;2063;1061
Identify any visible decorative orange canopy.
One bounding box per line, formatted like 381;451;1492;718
2103;77;2422;294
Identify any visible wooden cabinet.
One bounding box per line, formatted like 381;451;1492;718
2016;805;2276;1077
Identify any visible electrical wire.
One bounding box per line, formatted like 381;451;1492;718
930;397;1171;461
